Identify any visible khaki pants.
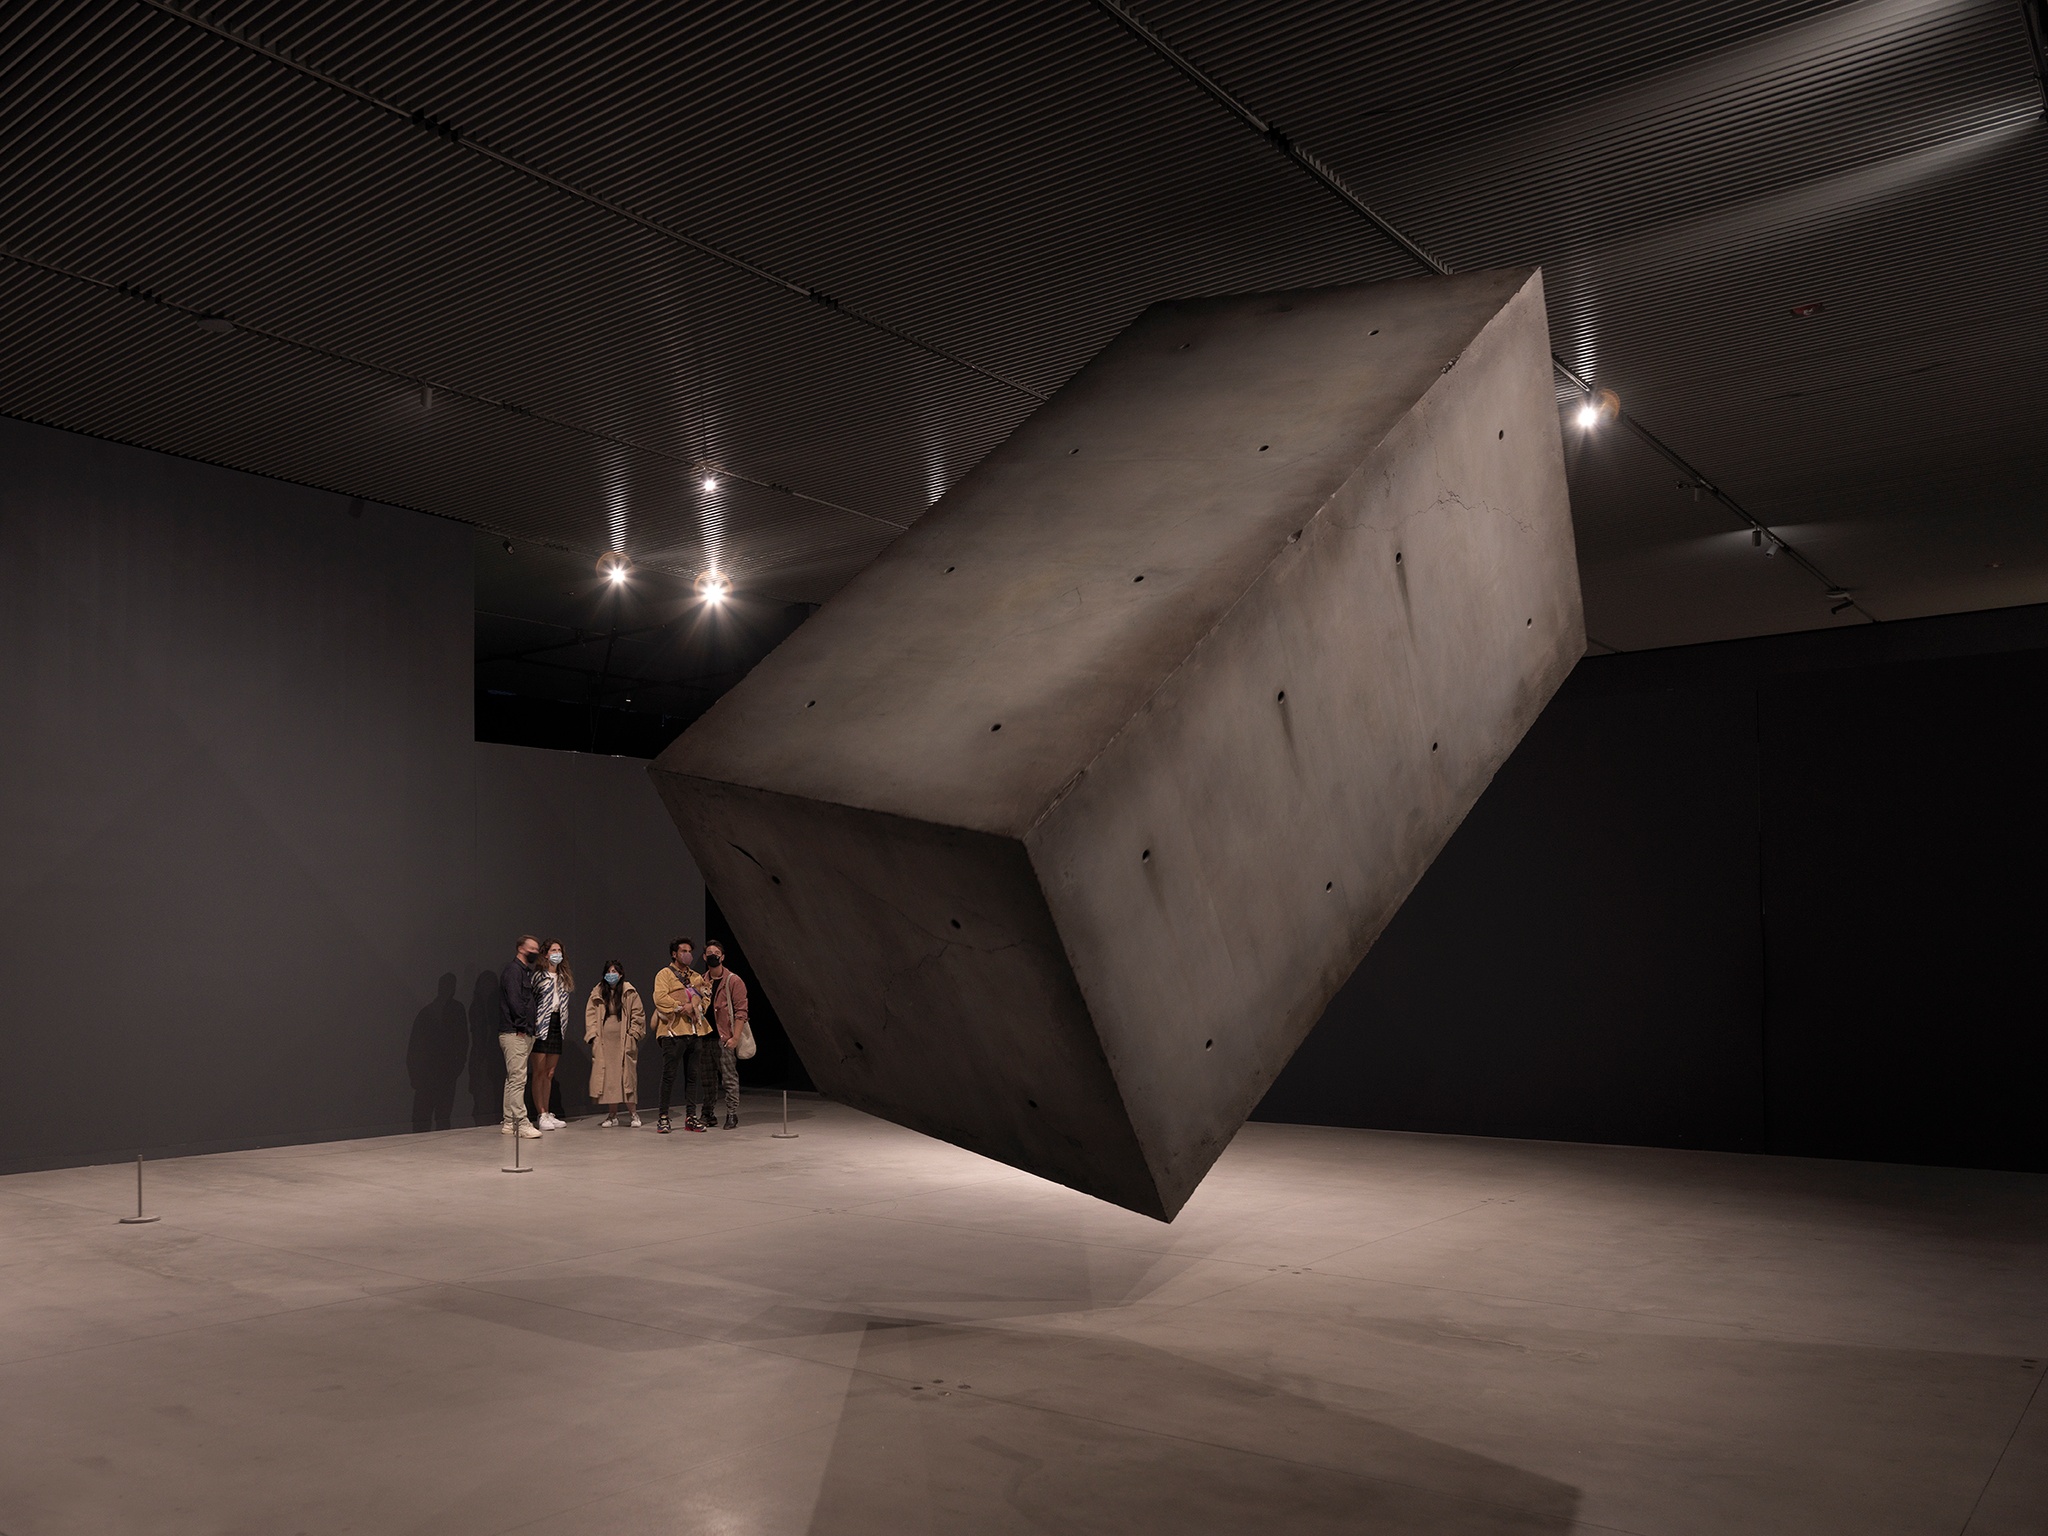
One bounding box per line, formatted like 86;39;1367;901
499;1032;534;1127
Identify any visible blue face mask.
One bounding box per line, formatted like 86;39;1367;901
604;971;620;985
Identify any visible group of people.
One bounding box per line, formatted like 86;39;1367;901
495;935;751;1138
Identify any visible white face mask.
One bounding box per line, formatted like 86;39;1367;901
548;951;562;966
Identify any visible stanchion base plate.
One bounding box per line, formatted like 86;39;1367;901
118;1215;162;1223
771;1132;799;1139
500;1165;535;1174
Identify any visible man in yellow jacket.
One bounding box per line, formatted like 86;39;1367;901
651;938;708;1134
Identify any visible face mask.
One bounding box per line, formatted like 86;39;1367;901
548;951;562;965
604;971;620;985
676;956;692;970
705;954;723;969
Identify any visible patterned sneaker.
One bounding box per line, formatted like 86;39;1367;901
599;1114;618;1128
684;1116;708;1133
657;1114;671;1134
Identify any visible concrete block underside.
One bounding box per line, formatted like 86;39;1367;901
652;267;1583;1219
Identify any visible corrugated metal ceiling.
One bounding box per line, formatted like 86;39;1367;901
3;0;2045;649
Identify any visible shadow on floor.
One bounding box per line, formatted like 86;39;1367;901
802;1320;1579;1535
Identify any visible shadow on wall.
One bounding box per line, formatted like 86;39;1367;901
468;969;506;1126
407;973;469;1132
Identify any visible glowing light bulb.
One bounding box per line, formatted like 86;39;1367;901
702;476;719;491
608;567;626;583
1576;403;1600;429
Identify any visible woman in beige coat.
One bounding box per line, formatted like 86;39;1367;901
585;959;647;1127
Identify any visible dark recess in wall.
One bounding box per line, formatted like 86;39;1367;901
475;690;695;760
1255;601;2048;1175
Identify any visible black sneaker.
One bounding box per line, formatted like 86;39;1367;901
723;1113;738;1130
657;1114;671;1134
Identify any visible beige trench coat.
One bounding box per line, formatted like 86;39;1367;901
585;983;646;1104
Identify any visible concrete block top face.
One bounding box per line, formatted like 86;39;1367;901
661;266;1546;837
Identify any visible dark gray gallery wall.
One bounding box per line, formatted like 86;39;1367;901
0;416;699;1174
1256;603;2048;1174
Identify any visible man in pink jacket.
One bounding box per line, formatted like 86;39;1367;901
702;942;749;1131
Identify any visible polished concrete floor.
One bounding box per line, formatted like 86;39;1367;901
2;1094;2044;1536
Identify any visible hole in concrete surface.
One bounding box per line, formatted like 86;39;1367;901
1276;690;1286;702
771;875;782;885
1432;742;1439;751
990;722;1002;732
807;700;816;708
1067;447;1079;455
1369;328;1379;335
1259;444;1269;451
1527;618;1533;626
1324;882;1333;891
1499;429;1505;439
1394;551;1403;565
1027;1099;1038;1109
949;919;961;930
1204;1039;1213;1050
1288;530;1300;542
854;1041;864;1050
1133;574;1144;582
1141;849;1151;862
944;565;955;573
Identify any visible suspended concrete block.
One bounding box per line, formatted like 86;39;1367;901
650;267;1582;1219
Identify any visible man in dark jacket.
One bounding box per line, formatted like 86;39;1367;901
498;936;543;1138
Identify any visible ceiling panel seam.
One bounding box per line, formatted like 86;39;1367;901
0;241;906;561
133;0;1053;406
1089;0;1877;624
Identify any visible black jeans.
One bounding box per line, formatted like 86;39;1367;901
683;1033;721;1111
657;1036;689;1115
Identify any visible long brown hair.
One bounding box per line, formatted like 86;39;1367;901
540;939;573;993
599;958;628;1018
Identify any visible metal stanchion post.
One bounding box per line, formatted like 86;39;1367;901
119;1153;161;1224
502;1126;534;1174
772;1089;798;1139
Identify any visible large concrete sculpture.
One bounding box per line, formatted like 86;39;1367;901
651;267;1583;1219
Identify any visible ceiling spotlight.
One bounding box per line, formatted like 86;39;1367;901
595;551;633;584
695;568;732;604
1575;388;1621;430
702;475;719;492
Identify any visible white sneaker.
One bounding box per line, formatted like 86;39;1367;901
599;1114;617;1127
627;1113;642;1128
500;1121;517;1135
517;1120;543;1140
540;1113;566;1129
